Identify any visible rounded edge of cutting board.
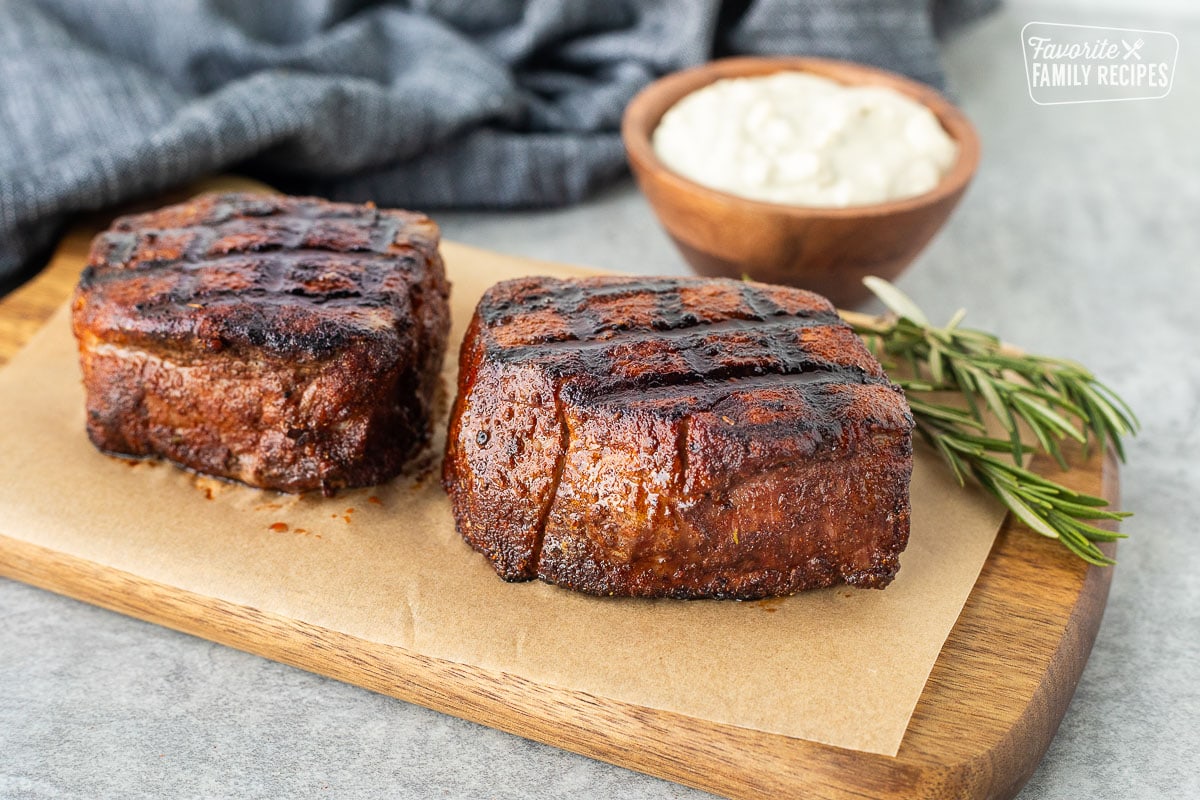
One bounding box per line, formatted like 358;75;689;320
0;455;1118;800
0;178;1120;800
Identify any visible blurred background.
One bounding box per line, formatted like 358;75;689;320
0;0;1000;290
0;1;1196;799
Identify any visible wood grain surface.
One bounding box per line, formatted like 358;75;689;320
0;179;1117;800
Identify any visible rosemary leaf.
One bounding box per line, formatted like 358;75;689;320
853;279;1137;566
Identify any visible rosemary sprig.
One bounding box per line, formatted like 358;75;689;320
851;278;1138;566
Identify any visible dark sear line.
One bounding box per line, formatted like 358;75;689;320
85;249;423;304
366;213;404;253
84;246;414;286
479;276;880;413
88;232;138;271
88;203;413;283
74;191;451;494
512;323;881;400
572;362;884;409
490;314;845;360
483;278;839;346
78;193;442;360
738;279;786;320
479;277;705;329
100;262;411;311
198;249;414;272
129;287;405;315
183;224;226;262
444;273;913;598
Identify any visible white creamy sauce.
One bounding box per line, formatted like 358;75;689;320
652;72;959;207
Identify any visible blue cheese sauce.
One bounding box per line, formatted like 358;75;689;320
652;72;959;207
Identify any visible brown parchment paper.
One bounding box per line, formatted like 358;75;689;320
0;242;1007;757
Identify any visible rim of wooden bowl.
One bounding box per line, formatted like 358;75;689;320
621;56;981;220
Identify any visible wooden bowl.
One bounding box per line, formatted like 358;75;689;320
622;57;980;307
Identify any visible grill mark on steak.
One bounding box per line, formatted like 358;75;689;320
117;253;413;303
86;238;418;277
485;279;838;338
74;192;450;493
479;277;712;329
739;278;785;319
489;314;844;359
130;287;386;313
538;317;887;410
83;231;434;356
445;275;913;598
586;366;879;409
478;273;888;415
368;214;403;254
85;248;419;283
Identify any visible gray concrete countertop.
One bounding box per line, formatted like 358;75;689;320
2;5;1197;798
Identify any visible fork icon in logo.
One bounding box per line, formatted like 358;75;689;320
1023;22;1177;104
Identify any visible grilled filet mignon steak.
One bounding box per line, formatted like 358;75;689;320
443;276;913;599
72;192;451;494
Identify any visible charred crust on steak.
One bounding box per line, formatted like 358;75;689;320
72;192;451;494
443;276;913;599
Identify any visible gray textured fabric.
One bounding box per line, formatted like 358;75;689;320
0;0;995;285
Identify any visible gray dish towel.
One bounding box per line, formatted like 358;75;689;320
0;0;995;287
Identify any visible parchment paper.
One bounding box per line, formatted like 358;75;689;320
0;242;1007;756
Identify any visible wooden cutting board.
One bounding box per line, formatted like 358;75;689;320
0;179;1117;800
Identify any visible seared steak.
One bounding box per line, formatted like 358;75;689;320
72;192;451;494
443;276;912;599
